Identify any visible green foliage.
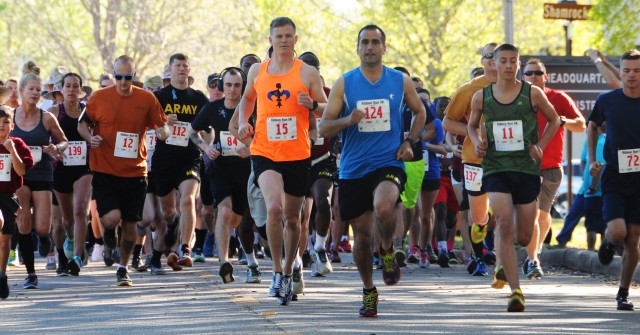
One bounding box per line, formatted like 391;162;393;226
590;0;640;55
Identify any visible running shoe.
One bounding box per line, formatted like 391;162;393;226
470;223;488;244
491;265;507;289
116;267;132;286
292;267;304;294
472;261;488;276
57;260;70;277
23;274;38;289
68;256;83;276
437;250;450;268
150;263;166;275
131;254;141;270
268;272;282;297
310;263;325;277
526;260;543;280
235;249;248;265
339;239;353;253
203;233;215;257
103;228;118;249
0;275;8;299
617;294;634;311
507;289;525;312
302;250;311;268
63;238;74;260
178;245;193;267
91;244;104;263
246;265;261;283
407;246;420;264
447;250;459;265
46;253;56;271
277;275;294;305
219;262;234;283
380;247;401;285
8;250;17;267
254;243;265;259
328;249;342;263
598;240;616;265
137;255;151;272
164;220;179;249
522;258;530;276
483;250;496;265
394;247;407;268
419;250;430;269
103;245;114;267
193;248;205;263
426;246;437;264
359;288;379;318
166;253;183;271
312;249;333;275
466;257;478;274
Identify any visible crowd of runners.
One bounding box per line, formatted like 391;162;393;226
0;17;639;317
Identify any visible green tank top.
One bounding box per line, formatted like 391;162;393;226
482;81;540;176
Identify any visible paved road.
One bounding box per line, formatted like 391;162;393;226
0;253;637;334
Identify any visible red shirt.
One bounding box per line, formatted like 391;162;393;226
0;137;34;193
537;87;581;170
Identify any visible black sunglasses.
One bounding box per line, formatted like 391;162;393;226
523;70;545;76
113;73;134;81
482;53;494;59
208;82;218;89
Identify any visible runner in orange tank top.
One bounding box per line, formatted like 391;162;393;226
237;17;327;306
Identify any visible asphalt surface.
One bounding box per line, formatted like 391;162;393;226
0;251;638;334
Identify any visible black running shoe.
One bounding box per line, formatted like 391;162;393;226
103;245;114;267
23;274;38;289
617;295;634;311
302;250;311;268
219;262;235;283
57;260;70;276
598;241;616;265
103;228;118;249
0;275;8;299
437;250;450;268
116;267;132;286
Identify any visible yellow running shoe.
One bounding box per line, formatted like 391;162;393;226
507;288;525;312
491;265;507;289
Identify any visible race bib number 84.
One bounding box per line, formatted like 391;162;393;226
357;99;390;132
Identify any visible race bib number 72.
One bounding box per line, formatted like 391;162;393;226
618;148;640;173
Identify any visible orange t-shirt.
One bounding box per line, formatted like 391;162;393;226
444;75;491;165
85;86;167;177
251;59;310;162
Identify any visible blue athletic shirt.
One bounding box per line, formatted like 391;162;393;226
339;66;405;179
588;89;640;172
423;117;444;180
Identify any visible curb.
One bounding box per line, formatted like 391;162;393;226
532;248;640;281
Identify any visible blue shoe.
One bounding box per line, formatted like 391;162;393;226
203;233;214;257
472;261;488;276
68;256;83;276
63;238;74;260
268;273;283;297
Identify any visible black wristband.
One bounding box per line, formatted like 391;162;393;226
560;116;567;127
310;100;318;111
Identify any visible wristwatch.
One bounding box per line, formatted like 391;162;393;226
560;116;567;127
310;100;318;111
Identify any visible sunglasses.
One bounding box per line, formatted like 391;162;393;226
482;53;494;59
113;73;134;81
523;70;545;76
208;82;219;89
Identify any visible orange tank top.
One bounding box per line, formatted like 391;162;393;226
251;59;310;162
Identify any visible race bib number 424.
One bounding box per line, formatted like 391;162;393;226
357;99;390;132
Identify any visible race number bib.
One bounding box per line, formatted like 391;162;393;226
492;120;524;151
220;131;246;156
29;146;42;164
63;141;87;166
464;164;483;192
0;154;11;182
618;148;640;173
422;149;429;172
315;118;324;145
267;117;297;141
166;121;191;147
146;130;157;152
114;132;139;159
357;99;390;132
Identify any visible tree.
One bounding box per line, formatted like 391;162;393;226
589;0;640;55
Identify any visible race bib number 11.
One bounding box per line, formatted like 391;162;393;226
492;120;524;151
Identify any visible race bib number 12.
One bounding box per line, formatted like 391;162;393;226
114;132;139;159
